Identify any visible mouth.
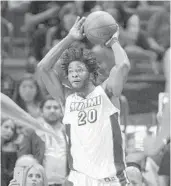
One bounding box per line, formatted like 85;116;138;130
72;82;80;86
72;79;81;84
4;135;11;140
32;183;36;186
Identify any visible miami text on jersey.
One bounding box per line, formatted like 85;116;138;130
70;95;102;112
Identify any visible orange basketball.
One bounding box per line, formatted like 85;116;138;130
84;11;118;45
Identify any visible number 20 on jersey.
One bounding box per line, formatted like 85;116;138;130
78;109;97;126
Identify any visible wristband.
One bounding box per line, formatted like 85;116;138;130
110;37;119;46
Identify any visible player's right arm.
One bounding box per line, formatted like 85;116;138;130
37;35;74;105
102;26;130;98
37;16;86;105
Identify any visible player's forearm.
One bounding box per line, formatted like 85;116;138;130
111;42;130;69
1;93;48;133
38;35;74;71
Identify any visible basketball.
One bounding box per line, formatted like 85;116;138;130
84;11;118;45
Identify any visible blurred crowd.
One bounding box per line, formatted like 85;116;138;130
1;1;170;186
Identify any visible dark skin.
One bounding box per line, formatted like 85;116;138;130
37;16;130;112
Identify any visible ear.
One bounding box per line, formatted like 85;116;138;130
90;73;95;83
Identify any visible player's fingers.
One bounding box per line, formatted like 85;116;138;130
80;24;85;34
77;17;86;27
10;179;17;183
9;179;19;186
74;16;80;26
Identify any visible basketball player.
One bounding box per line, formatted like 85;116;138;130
38;16;131;186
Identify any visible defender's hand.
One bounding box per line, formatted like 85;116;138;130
68;16;86;41
105;25;119;48
8;179;20;186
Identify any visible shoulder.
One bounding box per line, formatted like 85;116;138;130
24;128;35;136
65;90;75;99
100;82;120;110
24;128;39;139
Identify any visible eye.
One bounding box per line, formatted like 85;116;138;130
53;106;58;110
36;174;41;178
4;125;9;129
28;173;33;178
46;106;51;110
77;69;83;73
68;69;73;74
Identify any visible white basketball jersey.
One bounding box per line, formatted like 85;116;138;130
63;86;127;182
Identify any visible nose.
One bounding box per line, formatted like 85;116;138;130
50;107;57;113
32;176;37;182
72;71;78;78
7;128;13;135
24;87;30;93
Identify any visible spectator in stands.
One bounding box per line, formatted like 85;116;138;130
1;74;16;100
142;154;161;186
43;12;77;55
144;47;170;186
22;1;60;61
17;126;45;165
15;154;39;167
126;163;143;186
18;95;67;186
1;1;14;56
44;2;79;56
1;116;18;186
120;14;159;74
158;142;170;186
13;73;43;118
9;161;48;186
7;155;40;186
147;1;170;61
37;96;67;186
81;1;97;16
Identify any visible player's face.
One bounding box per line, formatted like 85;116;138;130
42;100;62;125
1;119;15;141
68;61;90;90
26;167;43;186
19;79;37;103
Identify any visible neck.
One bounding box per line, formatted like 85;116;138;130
76;81;95;98
48;120;62;130
26;101;36;107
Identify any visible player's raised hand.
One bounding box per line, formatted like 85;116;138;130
68;16;86;41
8;179;19;186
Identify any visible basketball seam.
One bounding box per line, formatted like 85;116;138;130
87;32;107;40
85;12;114;30
87;23;116;31
87;24;116;41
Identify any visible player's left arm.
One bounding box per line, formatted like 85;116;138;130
1;93;59;142
102;27;131;97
